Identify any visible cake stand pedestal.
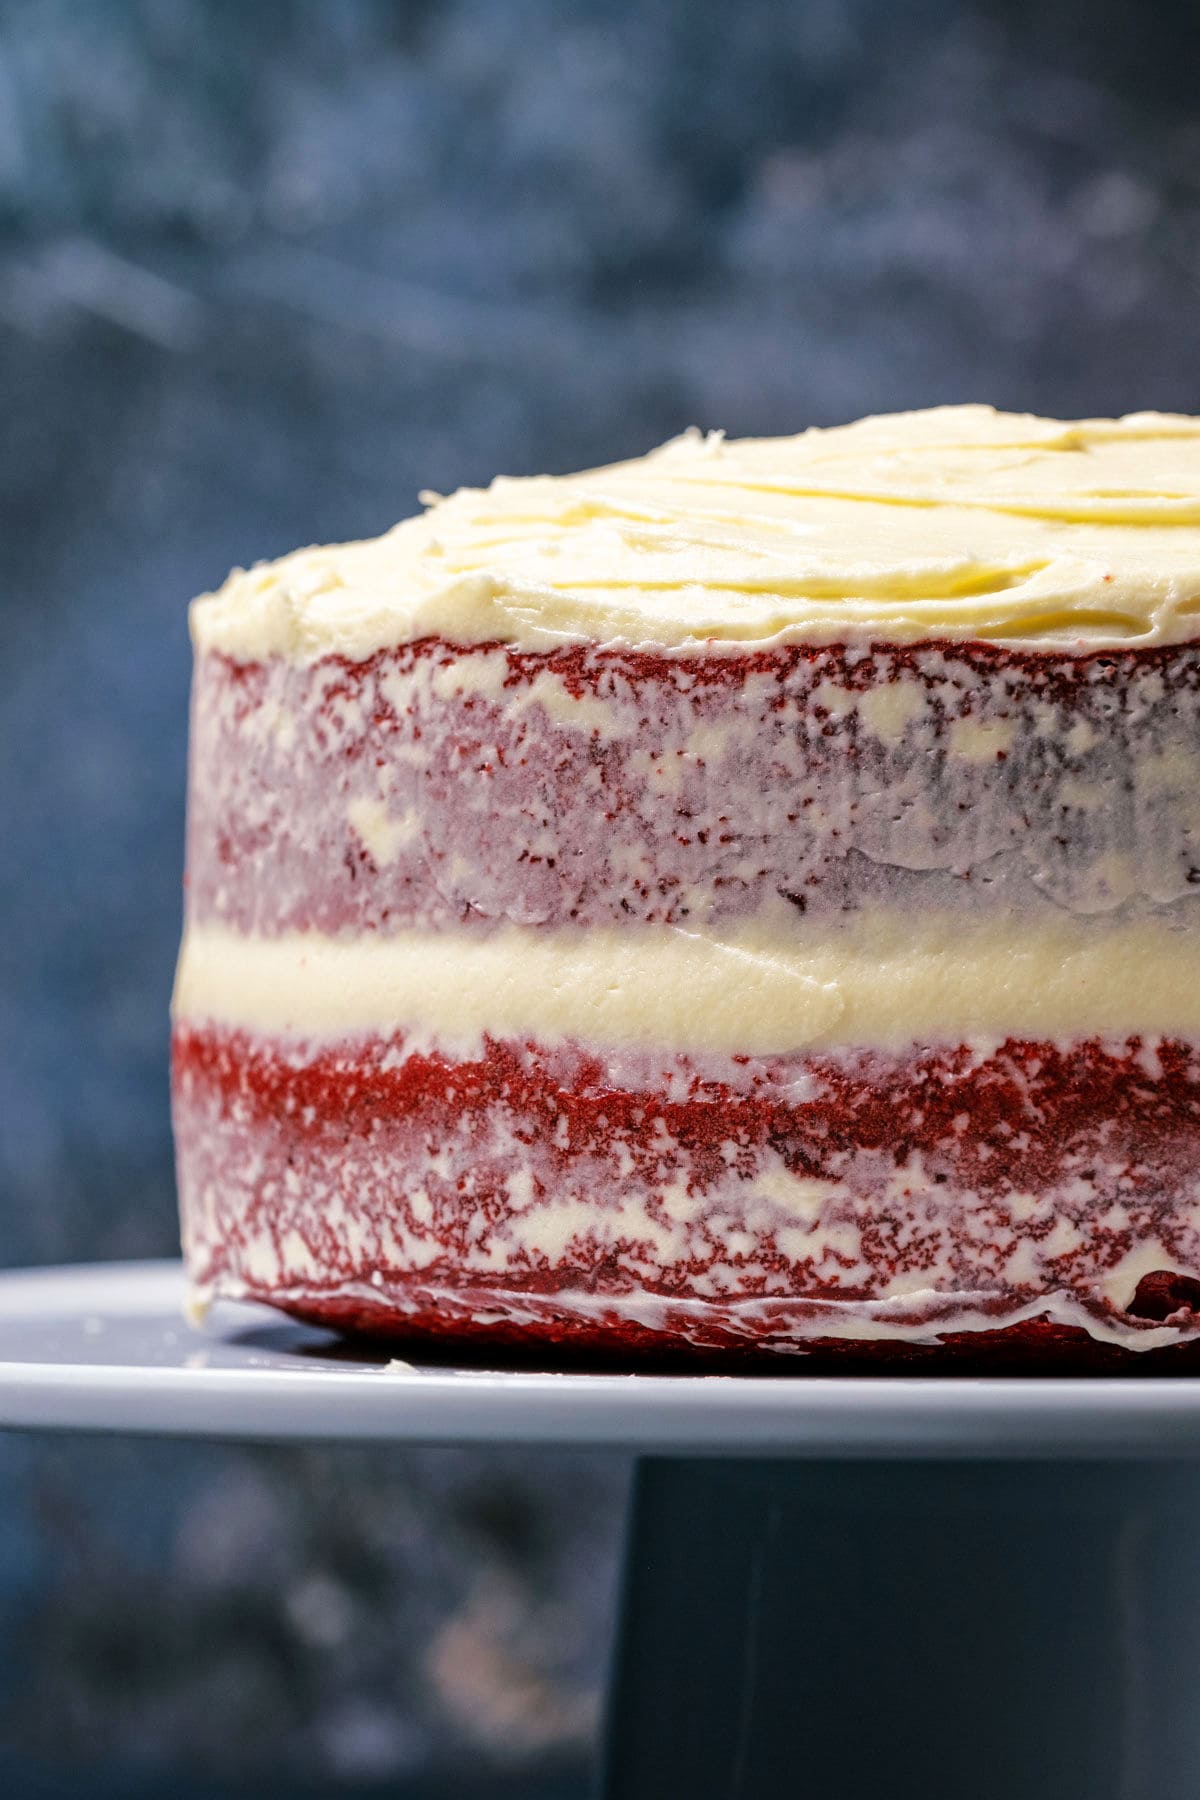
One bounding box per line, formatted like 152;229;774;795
2;1263;1200;1800
604;1457;1200;1799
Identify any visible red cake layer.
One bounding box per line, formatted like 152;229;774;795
173;1022;1200;1364
185;638;1200;937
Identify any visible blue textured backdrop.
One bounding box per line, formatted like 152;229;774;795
2;1;1199;1793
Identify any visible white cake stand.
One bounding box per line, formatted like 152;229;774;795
3;1259;1199;1799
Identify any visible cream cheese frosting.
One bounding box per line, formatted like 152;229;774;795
191;405;1200;661
173;913;1200;1054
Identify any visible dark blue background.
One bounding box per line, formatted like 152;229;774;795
2;1;1198;1792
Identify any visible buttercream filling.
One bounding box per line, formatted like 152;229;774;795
191;406;1200;660
173;914;1200;1052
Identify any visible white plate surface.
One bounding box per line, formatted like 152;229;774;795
0;1260;1199;1457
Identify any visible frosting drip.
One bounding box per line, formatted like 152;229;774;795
192;406;1200;659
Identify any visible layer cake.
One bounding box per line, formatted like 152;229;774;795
172;406;1200;1364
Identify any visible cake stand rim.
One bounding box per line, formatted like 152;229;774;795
0;1258;1198;1456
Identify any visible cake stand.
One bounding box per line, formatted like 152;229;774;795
2;1261;1199;1800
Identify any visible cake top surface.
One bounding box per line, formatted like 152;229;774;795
192;404;1200;659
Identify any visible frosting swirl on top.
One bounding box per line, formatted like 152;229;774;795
192;405;1200;660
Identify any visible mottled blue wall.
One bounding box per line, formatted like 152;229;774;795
1;1;1197;1793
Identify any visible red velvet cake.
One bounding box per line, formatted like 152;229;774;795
173;406;1200;1365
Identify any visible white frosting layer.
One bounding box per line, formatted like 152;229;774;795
173;914;1200;1053
191;406;1200;660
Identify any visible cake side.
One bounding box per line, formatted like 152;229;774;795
174;635;1200;1359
